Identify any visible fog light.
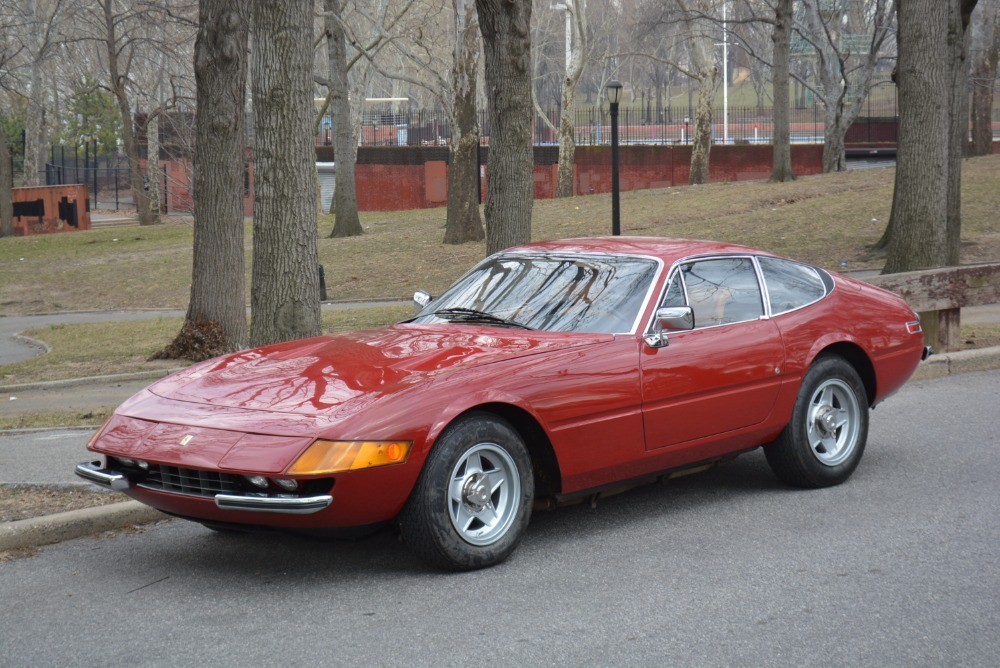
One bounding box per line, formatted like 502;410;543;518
117;457;135;467
244;475;269;489
272;478;298;491
137;461;149;471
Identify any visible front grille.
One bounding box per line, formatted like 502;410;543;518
140;464;242;498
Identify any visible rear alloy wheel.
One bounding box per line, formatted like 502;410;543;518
400;413;534;571
765;355;869;488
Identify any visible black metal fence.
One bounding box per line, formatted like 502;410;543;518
313;97;931;148
312;85;993;148
37;149;135;211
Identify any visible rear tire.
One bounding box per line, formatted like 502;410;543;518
400;412;534;571
764;355;869;488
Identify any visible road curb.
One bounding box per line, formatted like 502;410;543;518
11;333;51;355
0;368;186;393
911;345;1000;381
0;500;168;552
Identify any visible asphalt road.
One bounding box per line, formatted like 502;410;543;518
1;371;997;667
0;427;96;486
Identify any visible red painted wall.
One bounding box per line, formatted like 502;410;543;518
154;144;826;215
142;155;253;218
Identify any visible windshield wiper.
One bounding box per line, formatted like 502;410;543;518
431;307;533;330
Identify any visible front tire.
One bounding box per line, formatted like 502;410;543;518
764;355;869;488
400;413;534;570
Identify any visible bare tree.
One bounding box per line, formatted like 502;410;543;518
11;0;70;187
659;0;796;182
969;0;999;156
629;1;719;185
883;0;979;274
533;0;587;198
345;0;485;243
0;7;25;237
477;0;534;254
797;0;895;172
249;0;322;346
78;0;195;225
159;0;248;359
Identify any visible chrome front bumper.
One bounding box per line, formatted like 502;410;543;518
75;461;333;515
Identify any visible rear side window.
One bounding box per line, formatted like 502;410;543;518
758;257;827;315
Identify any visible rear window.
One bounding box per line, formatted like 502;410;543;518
758;257;828;315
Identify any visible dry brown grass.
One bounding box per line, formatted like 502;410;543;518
0;305;412;385
0;155;996;316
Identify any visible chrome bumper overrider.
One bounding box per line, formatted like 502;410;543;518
75;461;130;491
75;461;332;515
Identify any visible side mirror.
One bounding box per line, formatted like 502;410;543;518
655;306;694;332
413;290;432;310
644;306;694;348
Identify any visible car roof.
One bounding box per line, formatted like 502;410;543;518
504;236;775;265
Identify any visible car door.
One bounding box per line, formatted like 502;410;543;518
641;256;785;450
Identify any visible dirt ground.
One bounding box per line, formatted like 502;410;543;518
0;486;121;523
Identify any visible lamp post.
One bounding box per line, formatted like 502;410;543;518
606;80;622;236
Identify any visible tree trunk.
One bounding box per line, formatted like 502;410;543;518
689;69;716;185
147;111;162;215
160;0;249;360
969;0;999;156
684;7;716;187
23;60;45;187
444;0;485;244
770;0;795;182
0;129;13;237
884;0;967;273
946;0;978;264
476;0;534;255
555;78;578;197
555;0;586;198
326;0;363;238
249;0;322;347
821;103;848;173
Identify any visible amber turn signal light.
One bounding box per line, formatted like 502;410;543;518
287;440;412;475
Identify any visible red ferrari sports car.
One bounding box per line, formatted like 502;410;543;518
77;237;929;570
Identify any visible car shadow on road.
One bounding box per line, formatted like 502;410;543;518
126;448;808;580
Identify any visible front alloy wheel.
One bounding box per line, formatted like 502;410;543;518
400;413;534;571
448;442;521;546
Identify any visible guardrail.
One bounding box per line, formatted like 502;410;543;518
866;263;1000;351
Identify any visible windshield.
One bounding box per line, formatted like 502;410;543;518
411;253;659;334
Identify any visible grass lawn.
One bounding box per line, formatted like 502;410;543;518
0;305;412;386
1;155;997;317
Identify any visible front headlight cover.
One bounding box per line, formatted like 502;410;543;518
287;440;412;475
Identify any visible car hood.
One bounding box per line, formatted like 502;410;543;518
147;324;609;416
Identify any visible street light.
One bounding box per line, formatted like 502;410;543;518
606;80;623;236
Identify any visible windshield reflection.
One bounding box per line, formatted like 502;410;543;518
413;253;658;334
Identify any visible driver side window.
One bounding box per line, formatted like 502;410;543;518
662;258;764;328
